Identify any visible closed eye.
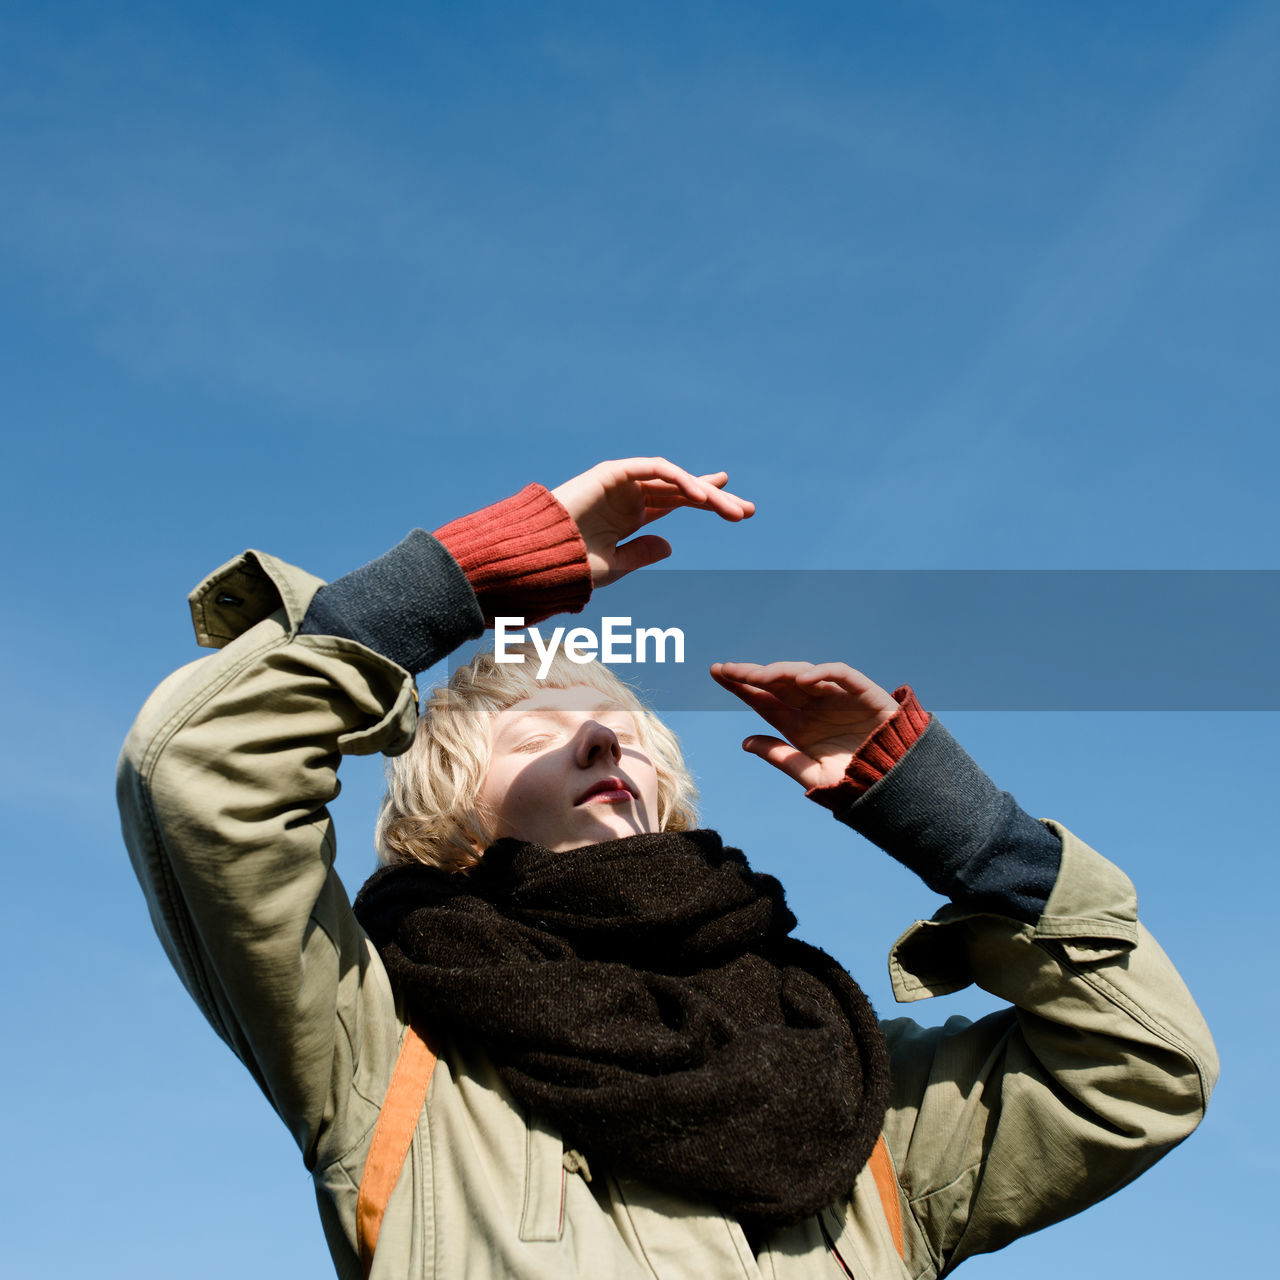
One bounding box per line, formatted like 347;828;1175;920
512;724;637;751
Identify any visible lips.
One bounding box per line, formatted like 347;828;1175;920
574;777;637;805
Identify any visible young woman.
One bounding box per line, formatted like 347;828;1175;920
119;457;1217;1279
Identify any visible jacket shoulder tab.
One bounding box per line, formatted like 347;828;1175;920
188;549;326;649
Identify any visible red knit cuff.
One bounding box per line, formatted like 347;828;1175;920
433;483;594;627
805;685;931;813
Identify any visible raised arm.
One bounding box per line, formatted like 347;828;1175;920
712;661;1219;1275
116;541;481;1169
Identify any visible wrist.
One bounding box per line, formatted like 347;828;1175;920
433;483;593;627
805;686;930;813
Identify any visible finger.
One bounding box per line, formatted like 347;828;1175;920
709;663;806;736
713;661;826;710
718;660;816;681
635;497;749;532
640;475;755;518
794;663;876;692
794;664;899;717
667;471;730;491
639;472;731;498
640;492;756;522
611;457;712;504
609;459;753;520
607;534;672;583
741;735;821;789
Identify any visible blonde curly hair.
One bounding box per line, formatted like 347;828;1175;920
376;641;699;873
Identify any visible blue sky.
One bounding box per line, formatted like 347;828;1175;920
2;2;1276;1275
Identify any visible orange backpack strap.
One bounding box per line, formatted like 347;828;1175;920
868;1134;905;1261
356;1022;438;1279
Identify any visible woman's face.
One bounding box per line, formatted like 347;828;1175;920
477;685;660;851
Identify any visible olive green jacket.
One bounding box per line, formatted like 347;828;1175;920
118;550;1218;1279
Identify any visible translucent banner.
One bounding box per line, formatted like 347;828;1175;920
445;570;1280;710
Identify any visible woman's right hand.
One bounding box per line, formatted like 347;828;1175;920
551;458;754;588
709;661;900;791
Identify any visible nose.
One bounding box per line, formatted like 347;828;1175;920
576;720;622;768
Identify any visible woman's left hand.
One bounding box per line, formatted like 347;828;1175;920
551;458;754;588
709;661;899;790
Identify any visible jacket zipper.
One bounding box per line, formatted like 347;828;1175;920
818;1215;857;1278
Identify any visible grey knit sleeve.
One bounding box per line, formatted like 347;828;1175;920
830;717;1062;924
299;529;485;675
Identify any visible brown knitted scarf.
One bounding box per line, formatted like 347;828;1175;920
353;828;890;1229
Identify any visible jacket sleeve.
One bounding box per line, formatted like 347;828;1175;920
835;721;1219;1276
116;543;484;1170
